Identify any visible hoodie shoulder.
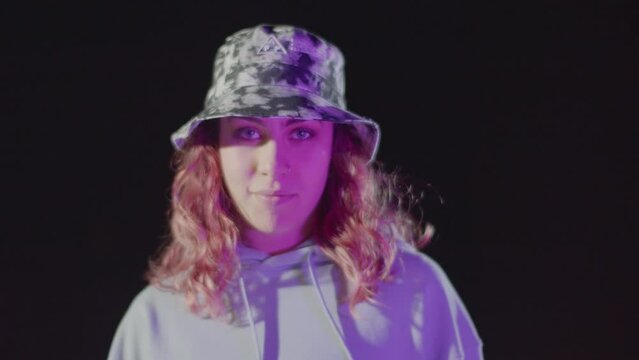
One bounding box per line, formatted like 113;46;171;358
123;285;182;322
392;242;446;284
106;285;184;360
387;243;484;359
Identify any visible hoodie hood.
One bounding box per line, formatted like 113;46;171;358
236;237;330;270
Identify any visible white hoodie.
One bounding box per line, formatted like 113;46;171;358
107;238;483;360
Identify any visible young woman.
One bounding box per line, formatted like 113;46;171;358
107;24;483;360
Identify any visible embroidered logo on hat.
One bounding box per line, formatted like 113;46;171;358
257;35;287;54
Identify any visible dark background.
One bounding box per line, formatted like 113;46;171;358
2;1;636;359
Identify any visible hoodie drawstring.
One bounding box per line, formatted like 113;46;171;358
239;276;262;360
306;250;354;360
237;248;354;360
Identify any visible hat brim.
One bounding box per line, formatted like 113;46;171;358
170;85;380;163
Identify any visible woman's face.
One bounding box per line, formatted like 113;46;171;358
218;116;334;235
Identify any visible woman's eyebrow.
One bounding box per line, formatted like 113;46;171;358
236;118;320;127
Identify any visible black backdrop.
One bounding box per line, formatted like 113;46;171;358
2;1;636;359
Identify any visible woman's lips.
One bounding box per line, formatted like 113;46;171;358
253;190;293;196
254;193;297;204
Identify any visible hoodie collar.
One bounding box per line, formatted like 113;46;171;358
237;237;331;270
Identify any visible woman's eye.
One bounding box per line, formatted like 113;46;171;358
291;128;315;140
236;127;260;140
233;127;314;141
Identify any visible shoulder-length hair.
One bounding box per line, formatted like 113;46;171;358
146;119;432;317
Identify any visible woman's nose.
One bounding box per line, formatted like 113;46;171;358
256;139;290;177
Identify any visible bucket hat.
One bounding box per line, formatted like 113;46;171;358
170;23;381;163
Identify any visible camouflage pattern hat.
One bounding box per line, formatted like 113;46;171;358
170;23;381;163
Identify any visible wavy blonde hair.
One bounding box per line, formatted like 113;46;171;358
146;120;432;317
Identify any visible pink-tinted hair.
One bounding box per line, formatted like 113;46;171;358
146;120;432;317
